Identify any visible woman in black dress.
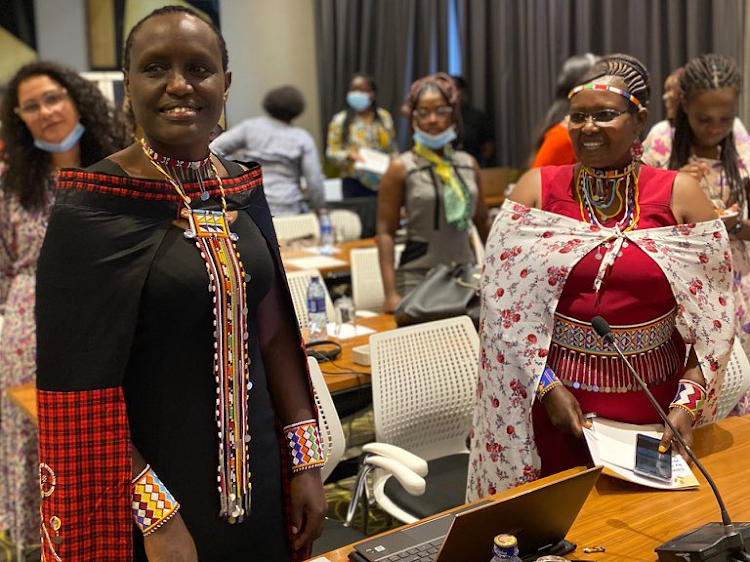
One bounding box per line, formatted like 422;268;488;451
35;6;326;561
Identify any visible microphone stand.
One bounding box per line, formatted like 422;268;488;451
590;316;749;562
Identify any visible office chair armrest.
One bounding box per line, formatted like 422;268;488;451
362;442;428;477
365;455;426;496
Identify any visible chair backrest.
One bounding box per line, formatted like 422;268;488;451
286;269;335;330
307;356;347;482
716;338;750;420
273;213;320;243
350;245;404;313
369;316;479;461
468;222;485;265
330;209;363;241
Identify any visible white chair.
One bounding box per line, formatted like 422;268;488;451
347;316;479;525
285;269;335;330
273;213;320;243
330;209;363;242
350;244;404;314
307;356;425;548
715;338;750;420
468;222;485;264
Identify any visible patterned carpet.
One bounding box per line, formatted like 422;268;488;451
0;408;397;561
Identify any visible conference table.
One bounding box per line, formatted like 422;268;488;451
282;238;377;276
307;415;750;562
6;312;396;423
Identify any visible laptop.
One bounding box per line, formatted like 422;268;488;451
349;465;603;562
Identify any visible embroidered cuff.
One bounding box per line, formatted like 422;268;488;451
132;465;180;536
537;365;562;402
283;419;325;473
669;378;707;422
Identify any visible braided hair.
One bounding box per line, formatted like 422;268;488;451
406;72;463;140
576;53;651;111
341;73;383;146
668;54;744;207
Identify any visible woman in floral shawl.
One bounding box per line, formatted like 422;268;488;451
468;54;734;499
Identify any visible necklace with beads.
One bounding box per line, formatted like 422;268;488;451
576;163;641;266
141;138;252;524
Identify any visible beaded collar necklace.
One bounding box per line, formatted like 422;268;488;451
141;140;215;202
576;163;640;268
141;138;252;523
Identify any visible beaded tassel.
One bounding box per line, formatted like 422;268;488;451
141;139;252;523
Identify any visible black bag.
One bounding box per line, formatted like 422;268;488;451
394;263;481;327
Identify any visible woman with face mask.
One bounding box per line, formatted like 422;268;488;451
0;60;131;558
377;73;490;313
326;73;399;198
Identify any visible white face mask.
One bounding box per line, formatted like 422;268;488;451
413;124;457;150
34;121;85;153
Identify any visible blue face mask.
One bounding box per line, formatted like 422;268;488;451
346;91;372;112
34;121;85;153
413;124;457;150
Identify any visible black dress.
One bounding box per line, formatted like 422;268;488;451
36;158;304;561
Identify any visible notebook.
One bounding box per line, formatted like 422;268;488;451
349;465;602;562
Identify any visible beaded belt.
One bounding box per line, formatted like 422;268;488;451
548;309;681;393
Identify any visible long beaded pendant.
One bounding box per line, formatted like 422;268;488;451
141;139;252;523
185;209;252;523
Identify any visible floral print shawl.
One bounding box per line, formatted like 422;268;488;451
467;200;735;500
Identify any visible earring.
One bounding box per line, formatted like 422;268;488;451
123;95;131;113
631;138;643;161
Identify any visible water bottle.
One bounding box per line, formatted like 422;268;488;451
319;209;334;256
490;534;523;562
307;276;328;342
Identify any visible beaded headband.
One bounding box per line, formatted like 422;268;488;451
568;83;643;109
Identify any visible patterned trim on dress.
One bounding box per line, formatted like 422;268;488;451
55;167;262;201
549;308;681;392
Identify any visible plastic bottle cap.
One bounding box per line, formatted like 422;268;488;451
494;535;518;549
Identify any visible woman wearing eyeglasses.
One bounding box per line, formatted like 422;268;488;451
376;73;490;314
0;61;131;555
468;54;735;499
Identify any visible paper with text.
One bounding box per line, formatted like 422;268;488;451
583;416;699;490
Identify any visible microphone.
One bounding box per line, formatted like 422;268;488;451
591;316;750;562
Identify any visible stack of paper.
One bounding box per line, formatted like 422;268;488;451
354;148;391;175
583;417;699;490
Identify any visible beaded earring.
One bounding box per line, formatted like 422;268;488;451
631;138;644;161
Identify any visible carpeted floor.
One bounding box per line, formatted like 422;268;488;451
0;407;396;561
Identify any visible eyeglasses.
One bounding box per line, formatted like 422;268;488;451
14;89;69;118
568;108;628;126
413;106;453;121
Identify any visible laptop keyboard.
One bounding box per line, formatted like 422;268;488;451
381;538;443;561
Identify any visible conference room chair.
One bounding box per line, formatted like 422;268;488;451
349;244;404;314
307;356;425;551
330;209;363;242
715;339;750;420
273;212;320;244
286;269;336;331
346;316;479;527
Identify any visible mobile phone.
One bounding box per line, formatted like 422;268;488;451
633;433;672;483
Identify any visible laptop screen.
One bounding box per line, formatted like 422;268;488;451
352;466;602;562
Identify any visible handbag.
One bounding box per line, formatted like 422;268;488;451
394;262;481;327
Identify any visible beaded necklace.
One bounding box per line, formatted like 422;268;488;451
576;163;641;279
577;163;640;233
141;138;252;523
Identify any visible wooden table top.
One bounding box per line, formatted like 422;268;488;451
307;415;750;562
6;313;397;424
320;313;396;394
282;238;376;275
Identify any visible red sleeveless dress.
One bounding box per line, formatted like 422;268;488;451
532;165;686;476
